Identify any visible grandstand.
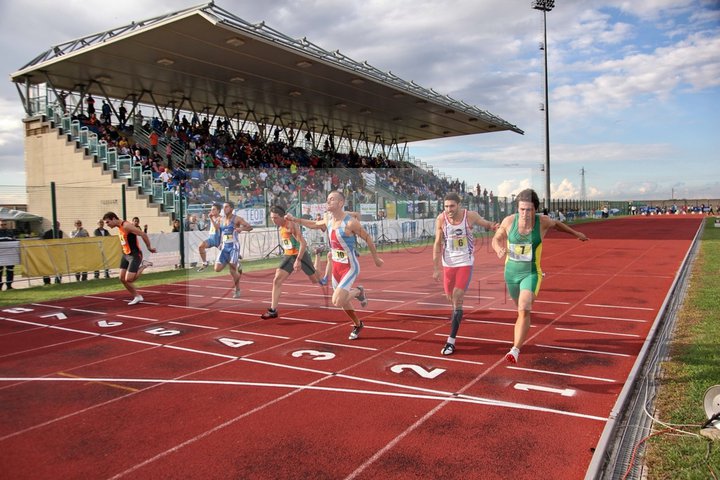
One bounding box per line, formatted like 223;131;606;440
11;3;522;231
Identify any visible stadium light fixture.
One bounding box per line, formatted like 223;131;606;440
532;0;554;211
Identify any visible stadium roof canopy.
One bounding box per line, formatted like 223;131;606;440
10;2;522;148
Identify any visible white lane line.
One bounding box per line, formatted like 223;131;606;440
278;302;311;307
584;303;654;311
210;296;253;302
30;303;63;309
283;316;337;325
219;310;256;316
166;304;210;311
305;339;378;351
571;314;647;323
433;333;514;344
417;302;450;307
506;366;616;383
71;308;106;315
535;300;571;305
466;319;537;328
555;327;640;338
488;307;556;315
395;351;484;366
387;312;445;320
366;325;418;334
535;344;631;357
116;315;158;322
230;330;290;340
382;290;429;295
364;298;404;304
103;335;160;346
168;322;218;330
387;312;448;320
163;345;237;359
167;292;205;298
463;295;496;300
84;295;114;300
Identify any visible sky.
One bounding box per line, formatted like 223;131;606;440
0;0;718;204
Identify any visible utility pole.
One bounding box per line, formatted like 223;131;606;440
533;0;555;212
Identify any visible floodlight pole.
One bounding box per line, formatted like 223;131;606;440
533;0;554;212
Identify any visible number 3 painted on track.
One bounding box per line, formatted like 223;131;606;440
292;350;336;361
391;364;445;379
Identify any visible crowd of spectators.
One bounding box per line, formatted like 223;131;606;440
63;96;464;214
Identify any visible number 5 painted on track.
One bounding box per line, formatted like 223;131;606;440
145;327;181;337
97;320;123;327
391;364;445;379
292;350;336;361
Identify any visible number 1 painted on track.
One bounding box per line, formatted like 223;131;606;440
514;383;576;397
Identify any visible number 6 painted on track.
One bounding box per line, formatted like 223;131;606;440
391;364;445;379
292;350;336;361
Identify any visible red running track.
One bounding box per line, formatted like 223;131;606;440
0;215;703;479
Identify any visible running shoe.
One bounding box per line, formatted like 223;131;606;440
505;347;520;364
441;342;456;356
318;276;328;286
197;262;208;272
349;322;364;340
357;285;368;308
141;260;153;267
233;288;241;299
261;309;278;319
128;295;144;306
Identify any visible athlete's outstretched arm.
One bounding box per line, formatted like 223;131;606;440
352;219;383;267
432;214;444;281
492;216;512;259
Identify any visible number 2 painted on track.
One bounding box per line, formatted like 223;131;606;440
391;364;445;379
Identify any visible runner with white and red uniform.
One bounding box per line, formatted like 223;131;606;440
433;192;498;355
287;191;383;340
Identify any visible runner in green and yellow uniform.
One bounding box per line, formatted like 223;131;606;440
492;189;588;364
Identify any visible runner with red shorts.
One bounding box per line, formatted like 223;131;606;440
433;192;498;355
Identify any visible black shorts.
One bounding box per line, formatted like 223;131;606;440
120;252;143;273
279;251;315;276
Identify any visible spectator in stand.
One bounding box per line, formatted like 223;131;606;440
171;219;181;232
0;220;16;290
101;100;111;125
118;104;127;128
149;129;159;153
132;217;148;234
86;94;95;116
71;220;90;281
93;219;111;279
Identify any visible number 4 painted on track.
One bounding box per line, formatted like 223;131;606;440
514;383;576;397
218;338;254;348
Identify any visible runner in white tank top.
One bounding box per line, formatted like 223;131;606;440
433;192;499;356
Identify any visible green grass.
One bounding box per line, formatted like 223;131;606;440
646;217;720;479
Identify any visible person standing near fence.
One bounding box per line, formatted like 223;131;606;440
93;219;111;279
0;220;16;290
71;220;90;281
492;188;588;363
433;192;499;355
42;222;64;285
102;212;156;305
214;202;253;298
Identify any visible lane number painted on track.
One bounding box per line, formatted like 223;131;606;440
145;327;181;337
40;312;67;320
2;307;34;314
97;320;123;327
514;383;576;397
292;350;336;361
391;364;445;379
218;338;254;349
